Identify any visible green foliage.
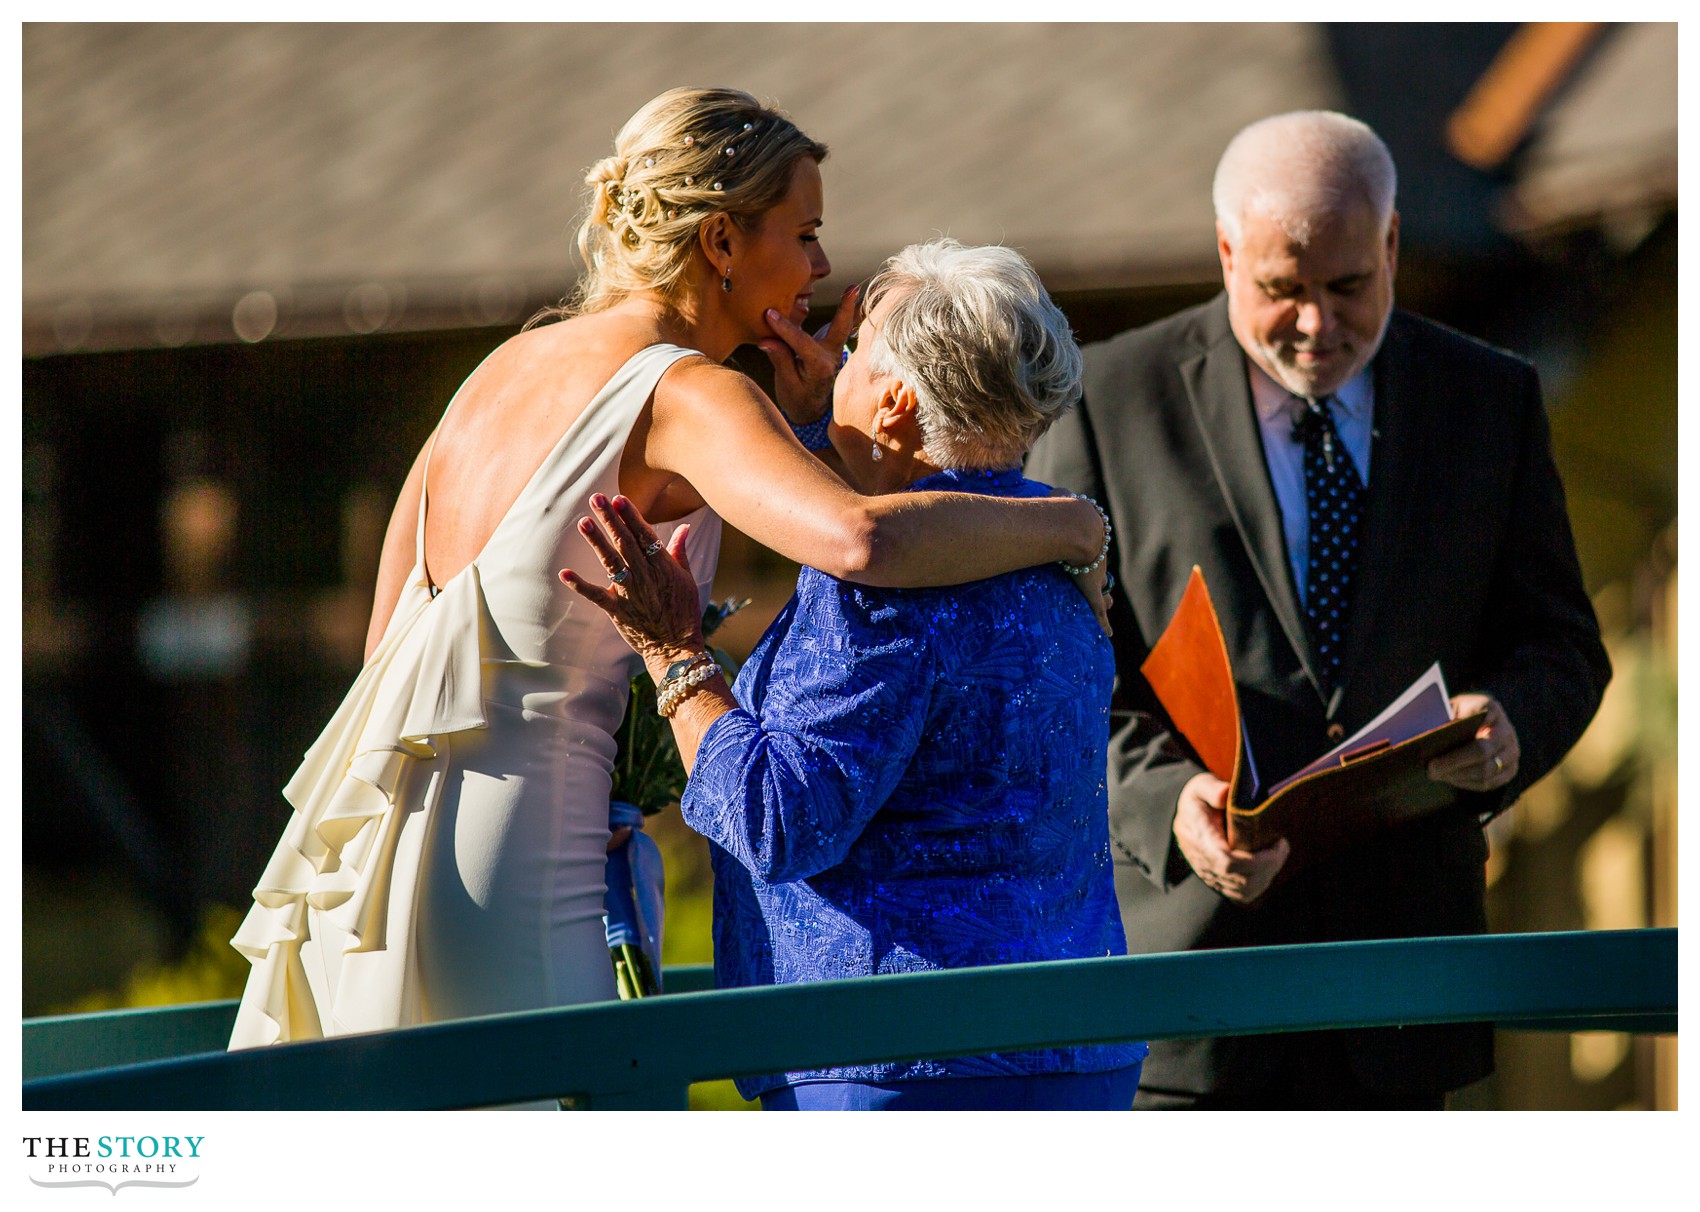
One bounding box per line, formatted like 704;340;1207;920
53;903;249;1015
608;671;693;814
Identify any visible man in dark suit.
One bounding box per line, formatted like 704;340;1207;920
1026;111;1610;1109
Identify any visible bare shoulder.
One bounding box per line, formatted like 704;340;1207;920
655;354;762;396
651;355;769;420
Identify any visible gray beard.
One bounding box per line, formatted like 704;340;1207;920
1256;305;1392;398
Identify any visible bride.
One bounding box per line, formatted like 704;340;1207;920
228;86;1110;1049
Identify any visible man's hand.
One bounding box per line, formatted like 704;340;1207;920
1427;693;1520;792
1173;772;1290;904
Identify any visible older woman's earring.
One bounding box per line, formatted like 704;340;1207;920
721;267;733;294
870;427;884;462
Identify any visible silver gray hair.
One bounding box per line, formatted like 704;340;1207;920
1212;110;1397;245
862;239;1082;470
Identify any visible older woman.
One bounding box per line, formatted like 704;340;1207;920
228;90;1110;1051
567;239;1145;1111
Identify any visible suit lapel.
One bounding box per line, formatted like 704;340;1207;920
1177;301;1322;699
1339;314;1424;700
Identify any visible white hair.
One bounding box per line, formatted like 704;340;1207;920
1212;111;1397;245
862;240;1082;470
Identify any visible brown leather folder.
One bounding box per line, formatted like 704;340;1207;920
1140;567;1486;855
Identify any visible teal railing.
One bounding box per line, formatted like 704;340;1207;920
22;928;1675;1110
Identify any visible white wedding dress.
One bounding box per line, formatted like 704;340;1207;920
230;344;719;1047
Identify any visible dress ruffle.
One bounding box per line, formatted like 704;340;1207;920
229;567;491;1047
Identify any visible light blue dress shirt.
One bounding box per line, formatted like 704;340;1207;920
1248;362;1376;607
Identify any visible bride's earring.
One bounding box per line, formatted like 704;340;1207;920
721;264;733;294
870;426;884;462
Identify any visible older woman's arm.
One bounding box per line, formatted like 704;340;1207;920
678;617;930;883
563;495;931;882
666;568;933;882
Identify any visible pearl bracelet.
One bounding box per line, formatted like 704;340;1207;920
656;655;721;718
1058;494;1112;576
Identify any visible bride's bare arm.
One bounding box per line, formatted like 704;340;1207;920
363;438;431;661
647;360;1106;590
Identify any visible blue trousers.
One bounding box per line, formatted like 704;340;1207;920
760;1063;1143;1111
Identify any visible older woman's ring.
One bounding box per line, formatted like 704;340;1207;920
1492;754;1504;774
643;540;665;557
610;567;631;585
1103;572;1116;594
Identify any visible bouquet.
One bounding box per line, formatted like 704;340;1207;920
605;596;750;998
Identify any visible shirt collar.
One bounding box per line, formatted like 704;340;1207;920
1248;360;1373;425
905;464;1024;495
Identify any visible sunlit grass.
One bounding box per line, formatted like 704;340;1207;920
689;1081;760;1111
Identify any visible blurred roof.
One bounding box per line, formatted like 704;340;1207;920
22;22;1340;352
1504;21;1677;237
22;22;1676;355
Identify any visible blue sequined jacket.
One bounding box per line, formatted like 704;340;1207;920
680;466;1145;1099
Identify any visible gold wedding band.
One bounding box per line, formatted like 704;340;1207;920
1492;755;1504;774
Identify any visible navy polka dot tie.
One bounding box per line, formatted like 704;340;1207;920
1294;396;1364;695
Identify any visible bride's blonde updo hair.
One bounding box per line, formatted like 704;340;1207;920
541;87;828;320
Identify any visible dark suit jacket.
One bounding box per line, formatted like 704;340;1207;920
1026;294;1610;1097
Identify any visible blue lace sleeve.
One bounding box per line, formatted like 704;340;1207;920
681;576;935;883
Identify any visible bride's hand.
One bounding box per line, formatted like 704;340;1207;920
1048;488;1114;638
560;494;706;672
1075;562;1114;639
756;282;860;424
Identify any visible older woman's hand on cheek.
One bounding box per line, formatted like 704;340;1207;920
758;282;860;424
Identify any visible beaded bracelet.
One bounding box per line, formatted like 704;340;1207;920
1058;494;1112;576
656;655;722;718
656;652;714;701
786;411;833;452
